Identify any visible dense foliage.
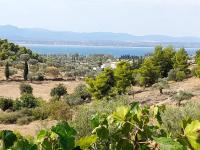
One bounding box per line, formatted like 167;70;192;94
50;84;68;100
1;102;200;150
0;39;40;61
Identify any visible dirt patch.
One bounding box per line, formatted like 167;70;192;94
132;77;200;106
0;80;84;101
0;120;57;137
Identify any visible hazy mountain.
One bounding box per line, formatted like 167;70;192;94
0;25;200;43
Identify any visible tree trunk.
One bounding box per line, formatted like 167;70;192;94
159;88;163;94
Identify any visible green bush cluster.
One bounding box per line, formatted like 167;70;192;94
0;97;13;111
64;84;91;106
1;102;200;150
19;83;33;95
168;69;187;81
50;83;67;100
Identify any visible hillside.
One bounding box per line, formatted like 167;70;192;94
1;25;200;44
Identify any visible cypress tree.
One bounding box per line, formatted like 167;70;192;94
23;60;29;81
5;62;9;80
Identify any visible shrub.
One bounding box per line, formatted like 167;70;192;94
50;84;67;100
171;91;193;106
19;83;33;95
34;72;44;81
48;101;72;121
167;69;186;82
0;97;14;111
32;101;72;121
167;69;176;81
0;112;19;124
13;100;22;111
74;84;91;100
161;101;200;138
70;96;129;138
45;66;60;79
152;78;169;94
19;94;39;109
176;71;186;81
0;109;35;124
193;66;200;78
64;94;84;106
16;116;35;125
31;106;50;120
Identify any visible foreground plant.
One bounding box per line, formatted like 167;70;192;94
1;102;200;150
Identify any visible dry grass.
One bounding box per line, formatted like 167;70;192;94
132;77;200;105
0;120;57;137
0;81;84;101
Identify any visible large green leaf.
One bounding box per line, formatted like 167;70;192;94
36;130;49;143
51;121;77;150
0;130;17;150
184;120;200;150
154;137;184;150
93;125;109;140
12;138;37;150
111;106;130;122
91;114;100;128
76;135;97;150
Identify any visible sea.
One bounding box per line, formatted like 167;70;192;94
20;44;199;57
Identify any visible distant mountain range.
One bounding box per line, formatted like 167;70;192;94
0;25;200;46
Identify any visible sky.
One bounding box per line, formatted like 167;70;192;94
0;0;200;36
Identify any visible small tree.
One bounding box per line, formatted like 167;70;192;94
50;84;67;100
20;54;30;81
4;61;10;80
24;60;29;81
114;61;134;94
173;48;189;73
136;57;160;87
153;78;169;94
86;67;115;100
172;90;193;106
19;83;33;95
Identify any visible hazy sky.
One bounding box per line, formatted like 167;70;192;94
0;0;200;36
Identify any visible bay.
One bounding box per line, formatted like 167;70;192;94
20;44;198;57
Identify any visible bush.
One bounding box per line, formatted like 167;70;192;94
31;106;50;120
0;109;35;124
193;66;200;78
161;101;200;138
48;101;72;121
64;94;84;106
167;69;186;82
176;71;186;81
16;116;35;125
34;72;44;81
171;90;193;106
74;84;91;100
50;84;67;100
0;112;19;124
0;97;14;111
32;101;72;121
19;94;39;109
64;84;91;106
13;100;22;111
70;96;129;138
19;83;33;95
167;69;176;81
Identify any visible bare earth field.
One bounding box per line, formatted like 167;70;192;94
0;80;84;101
1;76;200;137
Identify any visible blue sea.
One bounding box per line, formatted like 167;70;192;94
20;44;199;57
